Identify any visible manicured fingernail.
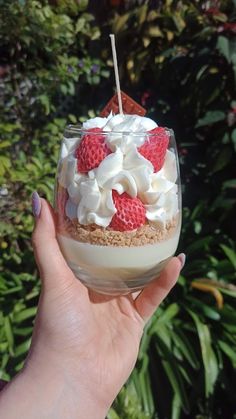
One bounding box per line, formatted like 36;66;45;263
177;253;186;269
32;191;41;218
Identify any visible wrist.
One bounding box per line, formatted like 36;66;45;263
24;350;110;419
0;352;110;419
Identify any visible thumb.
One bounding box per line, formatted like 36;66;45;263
31;191;75;290
134;255;184;322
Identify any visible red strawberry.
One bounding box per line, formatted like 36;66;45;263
110;191;146;232
75;128;111;173
138;127;169;172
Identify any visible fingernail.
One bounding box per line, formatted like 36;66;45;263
32;191;41;218
177;253;186;269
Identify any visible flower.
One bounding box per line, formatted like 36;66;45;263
91;64;100;74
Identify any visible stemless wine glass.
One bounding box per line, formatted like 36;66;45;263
54;125;181;295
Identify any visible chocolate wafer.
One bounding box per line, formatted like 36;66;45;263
100;91;146;117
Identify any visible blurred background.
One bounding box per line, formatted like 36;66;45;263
0;0;236;417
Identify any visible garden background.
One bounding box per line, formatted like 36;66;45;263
0;0;236;418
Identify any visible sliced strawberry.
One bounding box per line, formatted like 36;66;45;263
75;128;111;173
110;190;146;232
138;127;169;172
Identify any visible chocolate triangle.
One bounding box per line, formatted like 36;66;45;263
100;91;146;117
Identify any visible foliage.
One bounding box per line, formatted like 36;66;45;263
1;0;236;418
0;0;110;379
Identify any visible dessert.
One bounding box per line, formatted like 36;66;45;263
55;108;181;295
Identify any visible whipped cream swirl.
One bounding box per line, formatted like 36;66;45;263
58;114;178;228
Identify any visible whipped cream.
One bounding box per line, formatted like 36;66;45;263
58;114;179;228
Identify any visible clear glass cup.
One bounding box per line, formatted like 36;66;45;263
55;125;181;295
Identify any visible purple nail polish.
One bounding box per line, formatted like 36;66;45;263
177;253;186;269
32;191;41;217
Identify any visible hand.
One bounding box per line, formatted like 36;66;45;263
0;196;184;419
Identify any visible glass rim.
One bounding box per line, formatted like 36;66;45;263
65;124;174;137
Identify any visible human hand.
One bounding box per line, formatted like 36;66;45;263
0;194;184;419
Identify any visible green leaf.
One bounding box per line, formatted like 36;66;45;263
186;236;212;253
156;337;190;413
187;298;221;321
77;0;88;12
211;147;232;174
13;307;37;323
156;303;180;324
1;353;9;370
194;221;202;234
218;340;236;368
155;324;172;348
76;17;85;33
217;36;230;62
216;36;236;64
107;408;120;419
139;366;153;414
171;393;182;419
137;4;148;25
1;286;22;295
14;339;31;357
112;13;130;33
148;26;163;37
0;342;8;352
196;111;225;128
232;128;236;151
219;288;236;298
187;309;218;397
4;317;14;356
220;244;236;269
223;179;236;190
60;84;67;95
15;361;24;372
170;329;200;369
68;114;77;124
221;305;236;323
38;94;50;115
139;327;151;359
0;141;11;149
14;326;33;337
67;81;75;95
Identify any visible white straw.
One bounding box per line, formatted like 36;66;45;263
109;34;123;114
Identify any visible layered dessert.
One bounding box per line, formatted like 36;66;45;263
55;106;181;295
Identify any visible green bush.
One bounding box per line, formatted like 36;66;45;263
1;0;236;418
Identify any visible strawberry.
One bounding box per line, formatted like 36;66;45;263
75;128;111;173
138;127;169;172
110;191;146;232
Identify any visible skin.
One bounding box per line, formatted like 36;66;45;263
0;199;182;419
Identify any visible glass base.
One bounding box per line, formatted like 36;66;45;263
67;257;171;296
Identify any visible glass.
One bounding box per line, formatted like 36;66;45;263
54;125;181;295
